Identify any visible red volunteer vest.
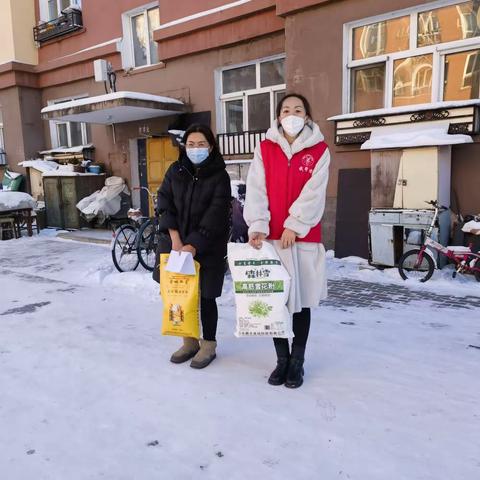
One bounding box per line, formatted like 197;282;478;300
261;139;327;243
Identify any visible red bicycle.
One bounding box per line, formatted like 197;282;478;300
398;201;480;283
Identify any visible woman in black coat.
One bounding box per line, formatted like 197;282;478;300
154;124;231;369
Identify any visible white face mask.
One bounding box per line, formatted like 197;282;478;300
186;147;210;165
281;115;306;137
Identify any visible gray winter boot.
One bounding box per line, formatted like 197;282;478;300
190;340;217;369
170;337;200;364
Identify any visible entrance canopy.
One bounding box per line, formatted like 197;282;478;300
41;91;187;124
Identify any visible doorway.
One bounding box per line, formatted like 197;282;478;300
335;168;371;259
137;137;179;215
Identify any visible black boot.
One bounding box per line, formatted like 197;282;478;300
268;339;290;386
285;345;305;389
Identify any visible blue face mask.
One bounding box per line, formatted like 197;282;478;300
186;147;210;165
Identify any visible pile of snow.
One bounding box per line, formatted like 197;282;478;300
76;176;129;222
40;92;183;114
39;144;94;155
326;250;480;297
230;180;246;204
0;191;36;211
5;171;22;179
462;220;480;234
18;159;59;173
0;235;479;480
361;124;472;150
42;171;102;177
167;130;185;147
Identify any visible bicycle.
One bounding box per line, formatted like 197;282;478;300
111;187;160;273
398;200;480;283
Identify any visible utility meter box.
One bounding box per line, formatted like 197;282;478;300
94;59;108;82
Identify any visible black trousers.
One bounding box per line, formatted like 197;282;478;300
273;307;311;353
201;297;218;341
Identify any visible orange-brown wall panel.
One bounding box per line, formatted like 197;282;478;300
156;0;276;39
159;0;242;24
37;53;121;89
276;0;334;16
0;72;18;90
158;9;284;60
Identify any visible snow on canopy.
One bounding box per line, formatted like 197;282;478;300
361;125;472;150
18;160;60;173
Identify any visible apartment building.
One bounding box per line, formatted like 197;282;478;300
0;0;479;255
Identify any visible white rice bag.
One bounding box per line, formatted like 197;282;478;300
228;242;292;338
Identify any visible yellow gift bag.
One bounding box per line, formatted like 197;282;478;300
160;253;201;338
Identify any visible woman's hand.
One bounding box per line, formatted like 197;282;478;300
169;229;183;252
172;239;184;252
249;232;266;250
280;228;297;249
182;244;197;257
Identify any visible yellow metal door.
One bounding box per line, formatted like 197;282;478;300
146;137;179;215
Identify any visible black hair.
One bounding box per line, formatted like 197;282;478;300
182;124;218;152
276;93;312;118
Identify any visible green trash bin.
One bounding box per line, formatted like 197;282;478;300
2;170;23;191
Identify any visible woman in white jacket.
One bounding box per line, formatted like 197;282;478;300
243;93;330;388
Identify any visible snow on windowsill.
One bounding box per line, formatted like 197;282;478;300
123;63;166;76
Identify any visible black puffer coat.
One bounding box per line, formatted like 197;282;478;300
153;149;231;299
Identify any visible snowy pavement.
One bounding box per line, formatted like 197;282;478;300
324;278;480;310
0;234;479;480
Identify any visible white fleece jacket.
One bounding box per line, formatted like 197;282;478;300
243;120;330;312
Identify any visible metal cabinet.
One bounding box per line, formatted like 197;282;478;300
369;208;450;267
43;174;105;229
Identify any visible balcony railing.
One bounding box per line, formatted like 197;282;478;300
33;9;83;44
217;129;267;156
0;149;6;166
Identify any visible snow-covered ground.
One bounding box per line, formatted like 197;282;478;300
0;234;479;480
326;250;480;298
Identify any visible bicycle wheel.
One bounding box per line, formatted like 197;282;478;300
111;224;140;272
398;249;435;282
136;219;158;272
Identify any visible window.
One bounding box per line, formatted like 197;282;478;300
352;16;410;59
122;3;160;69
352;64;386;111
418;1;480;46
444;49;480;99
219;57;286;133
393;55;433;106
40;0;81;21
345;0;480;112
49;97;89;148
